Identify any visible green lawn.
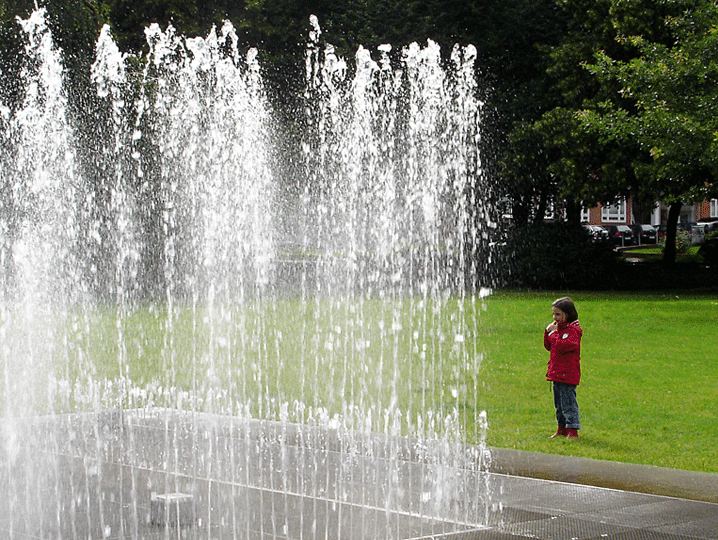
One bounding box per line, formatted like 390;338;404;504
622;245;702;263
44;297;481;430
474;291;718;473
9;291;716;474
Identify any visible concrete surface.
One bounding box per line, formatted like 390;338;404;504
0;410;715;539
490;447;718;504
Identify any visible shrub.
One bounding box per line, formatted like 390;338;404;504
498;222;618;289
672;230;691;255
698;238;718;270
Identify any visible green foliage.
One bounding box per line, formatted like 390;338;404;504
501;222;617;289
584;22;718;200
671;229;692;255
698;237;718;268
579;1;718;263
0;0;110;98
3;0;718;273
495;0;663;227
102;0;254;53
512;0;718;265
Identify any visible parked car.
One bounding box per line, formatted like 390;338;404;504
582;224;609;242
630;224;657;244
605;224;634;246
695;219;718;235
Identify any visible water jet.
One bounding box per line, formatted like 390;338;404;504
0;11;491;538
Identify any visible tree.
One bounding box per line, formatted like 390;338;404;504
504;0;715;264
0;0;110;95
582;0;718;263
474;0;570;226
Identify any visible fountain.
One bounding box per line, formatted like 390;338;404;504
0;9;492;539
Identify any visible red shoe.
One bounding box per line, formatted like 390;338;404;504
550;426;567;439
565;428;579;438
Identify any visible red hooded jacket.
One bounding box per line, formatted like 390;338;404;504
544;320;582;385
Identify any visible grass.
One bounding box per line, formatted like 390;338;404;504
622;244;702;263
39;297;479;429
8;291;716;473
474;291;718;473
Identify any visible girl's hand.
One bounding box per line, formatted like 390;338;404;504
546;321;558;333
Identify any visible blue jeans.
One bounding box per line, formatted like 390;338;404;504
553;382;580;429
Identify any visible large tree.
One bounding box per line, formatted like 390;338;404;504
581;0;718;263
504;0;713;263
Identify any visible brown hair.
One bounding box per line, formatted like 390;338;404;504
552;296;578;323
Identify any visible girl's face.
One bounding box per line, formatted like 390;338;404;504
552;306;567;324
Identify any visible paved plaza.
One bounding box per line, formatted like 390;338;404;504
2;463;716;539
0;411;715;539
454;472;718;539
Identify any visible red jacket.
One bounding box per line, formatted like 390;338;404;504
544;320;582;385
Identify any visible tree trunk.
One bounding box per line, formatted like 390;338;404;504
631;192;655;225
662;201;682;265
564;198;581;225
512;197;529;227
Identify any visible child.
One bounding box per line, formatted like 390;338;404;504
543;296;583;438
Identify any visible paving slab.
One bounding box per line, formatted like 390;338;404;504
490;447;718;504
0;410;715;539
2;462;714;538
481;472;718;540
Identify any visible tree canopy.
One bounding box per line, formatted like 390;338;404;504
579;0;718;262
2;0;717;267
497;0;718;262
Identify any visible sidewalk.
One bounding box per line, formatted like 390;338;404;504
488;447;718;503
440;470;718;539
417;448;718;539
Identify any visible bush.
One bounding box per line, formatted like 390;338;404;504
698;238;718;270
498;222;618;289
671;230;692;255
493;223;718;290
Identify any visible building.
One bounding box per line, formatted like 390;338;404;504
582;198;718;226
582;198;633;226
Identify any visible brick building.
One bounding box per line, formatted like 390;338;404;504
582;199;633;226
581;198;718;226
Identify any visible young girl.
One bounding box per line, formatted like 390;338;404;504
543;296;583;438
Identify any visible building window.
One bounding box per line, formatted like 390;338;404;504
601;199;626;222
711;199;718;218
580;206;590;223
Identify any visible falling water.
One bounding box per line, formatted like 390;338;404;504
302;17;484;433
0;10;493;539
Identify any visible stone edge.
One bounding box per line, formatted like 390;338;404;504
488;447;718;504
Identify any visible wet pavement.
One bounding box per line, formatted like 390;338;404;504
490;447;718;504
2;462;716;539
0;410;715;539
455;472;718;539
